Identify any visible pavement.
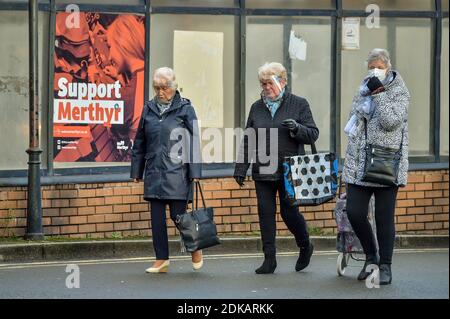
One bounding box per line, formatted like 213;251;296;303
0;248;448;299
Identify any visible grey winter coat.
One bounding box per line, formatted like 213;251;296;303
342;71;410;187
130;91;202;201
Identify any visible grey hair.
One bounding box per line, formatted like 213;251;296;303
257;62;287;82
153;67;178;89
366;48;392;69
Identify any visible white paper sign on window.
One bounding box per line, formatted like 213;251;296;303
289;30;307;61
342;18;360;50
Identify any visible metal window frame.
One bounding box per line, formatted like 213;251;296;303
0;0;448;186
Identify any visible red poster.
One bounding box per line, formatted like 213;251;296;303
53;12;145;162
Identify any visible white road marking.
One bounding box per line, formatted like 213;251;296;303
0;248;447;270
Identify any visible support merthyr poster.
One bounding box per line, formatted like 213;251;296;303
53;12;145;162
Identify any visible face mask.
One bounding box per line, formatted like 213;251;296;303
368;68;387;82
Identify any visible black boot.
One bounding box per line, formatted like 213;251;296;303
357;254;379;281
379;264;392;285
295;243;314;272
255;255;277;274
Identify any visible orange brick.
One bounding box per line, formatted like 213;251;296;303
425;222;443;230
212;191;231;199
123;213;140;221
114;222;131;231
222;216;241;224
407;191;425;199
52;217;70;225
240;215;258;223
130;187;144;195
433;198;449;206
70;198;87;207
395;207;407;215
315;211;333;220
88;215;105;223
204;200;222;208
78;189;96;198
424;175;442;182
231;206;250;215
78;206;95;215
43;208;60;217
303;212;315;220
396;224;407;232
407;223;424;230
231;190;250;198
232;223;251;232
95;188;114;197
415;199;433;206
415;183;433;191
122;196;141;204
397;192;407;199
79;224;96;233
203;183;223;191
105;196;123;205
113;205;131;213
426;206;443;214
70;216;88;224
425;190;443;198
398;215;415;223
60;225;78;234
96;205;113;214
397;199;415;207
42;190;59;199
408;175;424;183
96;223;114;232
416;215;434;222
131;203;148;212
51;199;69;208
131;221;149;229
140;212;150;220
87;197;105;206
214;207;231;216
114;187;131;196
434;214;449;222
407;207;425;215
60;207;78;216
240;198;257;206
104;214;122;222
59;190;78;198
308;220;324;228
221;182;242;190
433;182;449;190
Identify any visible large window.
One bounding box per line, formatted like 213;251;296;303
0;11;49;170
341;18;433;157
246;16;332;153
150;14;237;163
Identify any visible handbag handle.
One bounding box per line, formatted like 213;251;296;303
186;180;207;211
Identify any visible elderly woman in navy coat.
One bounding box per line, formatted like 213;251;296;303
131;67;202;273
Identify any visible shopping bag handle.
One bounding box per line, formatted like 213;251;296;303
186;180;207;211
297;142;317;155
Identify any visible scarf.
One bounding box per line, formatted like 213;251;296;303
262;87;285;118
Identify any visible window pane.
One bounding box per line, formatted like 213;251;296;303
342;0;434;11
246;16;332;152
150;14;237;163
0;11;48;170
246;0;334;9
341;18;432;157
56;0;143;5
151;0;237;7
443;0;449;12
441;18;449;156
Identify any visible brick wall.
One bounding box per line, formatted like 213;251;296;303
0;170;448;238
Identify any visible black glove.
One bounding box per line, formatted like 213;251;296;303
282;119;299;133
366;76;384;93
234;175;245;187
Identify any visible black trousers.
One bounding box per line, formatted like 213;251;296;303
346;183;399;265
149;199;186;260
255;180;310;257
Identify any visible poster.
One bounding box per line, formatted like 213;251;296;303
173;30;224;128
342;17;360;50
53;13;145;162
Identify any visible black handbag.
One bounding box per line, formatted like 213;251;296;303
361;118;403;186
175;181;221;253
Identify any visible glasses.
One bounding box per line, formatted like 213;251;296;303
260;81;276;88
153;85;171;92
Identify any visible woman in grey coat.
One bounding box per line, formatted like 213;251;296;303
131;67;203;273
342;48;410;285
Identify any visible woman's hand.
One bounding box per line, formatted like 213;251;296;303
133;178;142;183
282;119;300;133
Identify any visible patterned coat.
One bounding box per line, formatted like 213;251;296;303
342;71;410;187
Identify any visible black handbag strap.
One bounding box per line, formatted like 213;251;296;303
298;142;317;155
186;181;207;211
